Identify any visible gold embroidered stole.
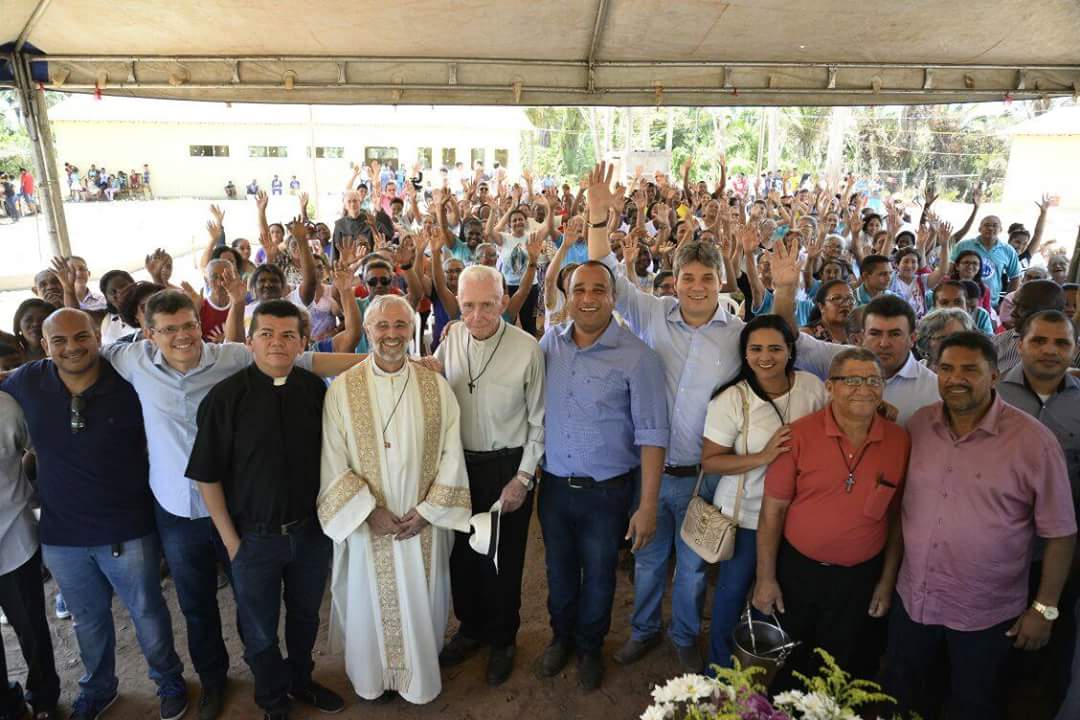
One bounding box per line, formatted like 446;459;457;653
341;358;442;693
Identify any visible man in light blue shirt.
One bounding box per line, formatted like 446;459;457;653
585;162;745;673
537;260;668;691
101;289;361;719
950;215;1020;308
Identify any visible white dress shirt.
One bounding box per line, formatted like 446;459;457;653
435;319;545;476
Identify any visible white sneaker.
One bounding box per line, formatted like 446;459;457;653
0;612;7;625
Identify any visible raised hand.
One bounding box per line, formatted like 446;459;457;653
255;190;268;212
331;260;355;295
206;219;223;242
764;234;802;289
209;203;225;225
972;184;983;208
205;326;226;344
393;236;415;267
145;248;171;280
179;281;201;306
526;231;543;264
585;162;619;222
372;227;390;251
1037;193;1054;213
222;263;248;304
680;156;692;177
287;216;309;241
622;234;641;267
299;191;309;209
50;256;76;294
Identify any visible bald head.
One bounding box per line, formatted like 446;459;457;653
42;307;95;338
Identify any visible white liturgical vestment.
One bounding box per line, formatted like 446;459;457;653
318;358;471;704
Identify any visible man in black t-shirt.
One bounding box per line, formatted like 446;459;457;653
188;301;343;720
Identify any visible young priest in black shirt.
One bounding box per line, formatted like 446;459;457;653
187;300;344;720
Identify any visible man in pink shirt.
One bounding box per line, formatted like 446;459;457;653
881;332;1077;720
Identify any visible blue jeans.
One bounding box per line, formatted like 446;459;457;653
230;522;331;712
537;474;632;654
629;472;711;648
154;501;231;689
42;534;184;701
707;527;758;670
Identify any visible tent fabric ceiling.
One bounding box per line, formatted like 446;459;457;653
3;0;1080;106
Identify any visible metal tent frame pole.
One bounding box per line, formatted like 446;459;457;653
11;52;70;258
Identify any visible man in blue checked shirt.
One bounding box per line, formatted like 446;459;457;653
536;260;668;692
586;162;746;674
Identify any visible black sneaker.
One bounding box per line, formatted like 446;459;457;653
197;681;226;720
539;637;574;677
577;652;604;691
158;680;188;720
438;633;484;667
69;692;119;720
288;682;344;714
486;645;515;686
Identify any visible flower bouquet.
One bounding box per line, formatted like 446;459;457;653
641;649;897;720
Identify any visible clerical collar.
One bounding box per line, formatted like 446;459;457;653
371;360;409;378
273;376;287;386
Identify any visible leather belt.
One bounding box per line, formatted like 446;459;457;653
541;469;634;490
664;464;700;478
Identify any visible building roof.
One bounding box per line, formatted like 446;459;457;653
47;94;535;131
5;0;1080;106
1003;105;1080;137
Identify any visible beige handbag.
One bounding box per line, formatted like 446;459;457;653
680;383;751;563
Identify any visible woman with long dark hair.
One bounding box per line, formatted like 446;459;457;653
802;279;855;344
700;314;827;671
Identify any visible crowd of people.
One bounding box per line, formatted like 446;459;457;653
62;163;152;202
0;153;1079;720
0;169;38;222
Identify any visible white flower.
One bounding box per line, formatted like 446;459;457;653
772;690;805;708
640;704;670;720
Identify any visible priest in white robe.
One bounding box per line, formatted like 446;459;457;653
317;294;471;704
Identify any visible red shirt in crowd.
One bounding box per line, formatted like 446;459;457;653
765;405;910;567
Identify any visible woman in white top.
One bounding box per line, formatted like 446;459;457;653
700;314;827;670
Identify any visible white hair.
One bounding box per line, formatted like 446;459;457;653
458;265;504;299
205;258;231;275
364;294;415;328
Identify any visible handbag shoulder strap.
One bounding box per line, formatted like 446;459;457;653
730;382;753;523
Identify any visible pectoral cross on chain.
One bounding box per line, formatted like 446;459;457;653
845;473;855;493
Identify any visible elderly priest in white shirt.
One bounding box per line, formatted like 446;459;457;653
434;265;546;687
317;294;471;705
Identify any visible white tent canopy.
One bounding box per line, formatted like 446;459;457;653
5;0;1080;106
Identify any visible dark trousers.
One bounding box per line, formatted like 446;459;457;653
880;594;1014;720
0;550;59;714
450;448;532;648
230;521;331;713
507;284;539;336
154;500;231;689
773;541;882;690
537;473;632;654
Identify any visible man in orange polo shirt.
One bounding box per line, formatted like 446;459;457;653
753;347;910;686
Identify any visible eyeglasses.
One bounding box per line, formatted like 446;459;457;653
829;375;885;388
153;321;200;336
366;277;394;287
825;295;855;306
70;395;86;434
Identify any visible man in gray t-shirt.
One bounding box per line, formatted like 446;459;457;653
0;392;59;719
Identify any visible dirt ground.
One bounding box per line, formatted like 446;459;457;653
3;511;685;720
2;509;1064;720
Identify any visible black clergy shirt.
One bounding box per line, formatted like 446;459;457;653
185;364;326;529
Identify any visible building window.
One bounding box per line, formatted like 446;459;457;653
307;146;345;159
417;147;433;169
471;148;485;168
190;145;229;157
249;145;288;158
441;148;456;167
494;148;509;168
365;146;399;169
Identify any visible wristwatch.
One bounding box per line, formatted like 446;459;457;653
516;472;535;491
1032;601;1060;621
